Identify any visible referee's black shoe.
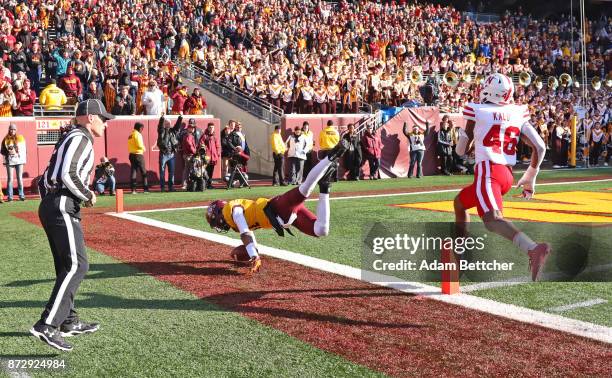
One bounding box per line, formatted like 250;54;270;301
30;321;73;352
60;319;100;337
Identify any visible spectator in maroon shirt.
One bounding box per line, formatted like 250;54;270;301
199;122;220;189
58;66;82;101
181;121;198;189
361;124;382;180
170;85;188;115
15;78;35;116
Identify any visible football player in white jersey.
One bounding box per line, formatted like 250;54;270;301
454;73;550;281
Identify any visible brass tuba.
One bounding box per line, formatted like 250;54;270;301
461;69;472;83
518;71;531;87
443;71;459;87
548;76;559;90
559;73;572;88
534;76;543;90
474;73;485;84
410;70;422;85
605;73;612;88
591;76;601;90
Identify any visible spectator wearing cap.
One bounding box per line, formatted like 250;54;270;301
128;122;149;194
112;86;135;115
15;78;36;116
58;66;82;101
170;86;189;115
94;157;116;196
1;123;26;201
39;79;67;110
199;122;220;189
141;80;164;115
183;88;207;115
181;120;198;189
361;124;382;180
270;125;286;186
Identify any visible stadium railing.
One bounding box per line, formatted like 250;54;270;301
33;103;77;117
176;61;284;125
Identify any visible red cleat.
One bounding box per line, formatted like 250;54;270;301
528;243;551;281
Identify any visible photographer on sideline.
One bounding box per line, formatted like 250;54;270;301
403;121;428;178
94;157;116;195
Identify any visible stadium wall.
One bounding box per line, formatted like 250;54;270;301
0;115;220;193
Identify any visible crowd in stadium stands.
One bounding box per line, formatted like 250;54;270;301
0;0;609;196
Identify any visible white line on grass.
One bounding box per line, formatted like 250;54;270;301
109;212;612;344
461;263;612;292
549;299;608;313
125;178;612;215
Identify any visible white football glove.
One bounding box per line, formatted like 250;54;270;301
516;166;539;200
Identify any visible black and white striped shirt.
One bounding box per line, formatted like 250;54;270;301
41;127;94;201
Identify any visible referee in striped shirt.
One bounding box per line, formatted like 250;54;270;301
30;99;114;352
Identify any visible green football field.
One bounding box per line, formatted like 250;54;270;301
138;173;612;328
0;167;610;377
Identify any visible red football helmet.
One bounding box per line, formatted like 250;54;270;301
206;200;229;232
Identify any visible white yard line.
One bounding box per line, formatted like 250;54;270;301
108;212;612;344
461;263;612;293
125;178;612;215
549;299;608;313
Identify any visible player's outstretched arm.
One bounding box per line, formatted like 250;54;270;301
455;120;475;156
516;123;546;200
231;206;259;259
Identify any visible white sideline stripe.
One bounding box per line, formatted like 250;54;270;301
549;299;608;313
124;178;612;215
461;263;612;292
108;212;612;344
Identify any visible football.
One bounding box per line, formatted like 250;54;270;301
230;245;251;262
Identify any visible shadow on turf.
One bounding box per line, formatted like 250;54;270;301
0;354;60;358
0;332;32;338
0;288;426;329
204;288;427;329
3;262;241;287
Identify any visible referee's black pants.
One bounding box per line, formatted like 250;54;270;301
38;193;89;328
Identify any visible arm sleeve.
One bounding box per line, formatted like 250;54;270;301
521;122;546;168
462;104;476;122
231;206;251;234
60;134;94;201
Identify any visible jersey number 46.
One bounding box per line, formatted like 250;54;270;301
483;124;520;155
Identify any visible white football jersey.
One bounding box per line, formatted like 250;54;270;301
463;102;530;166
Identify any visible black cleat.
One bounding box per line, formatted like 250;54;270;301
60;319;100;337
30;321;73;352
327;138;350;162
